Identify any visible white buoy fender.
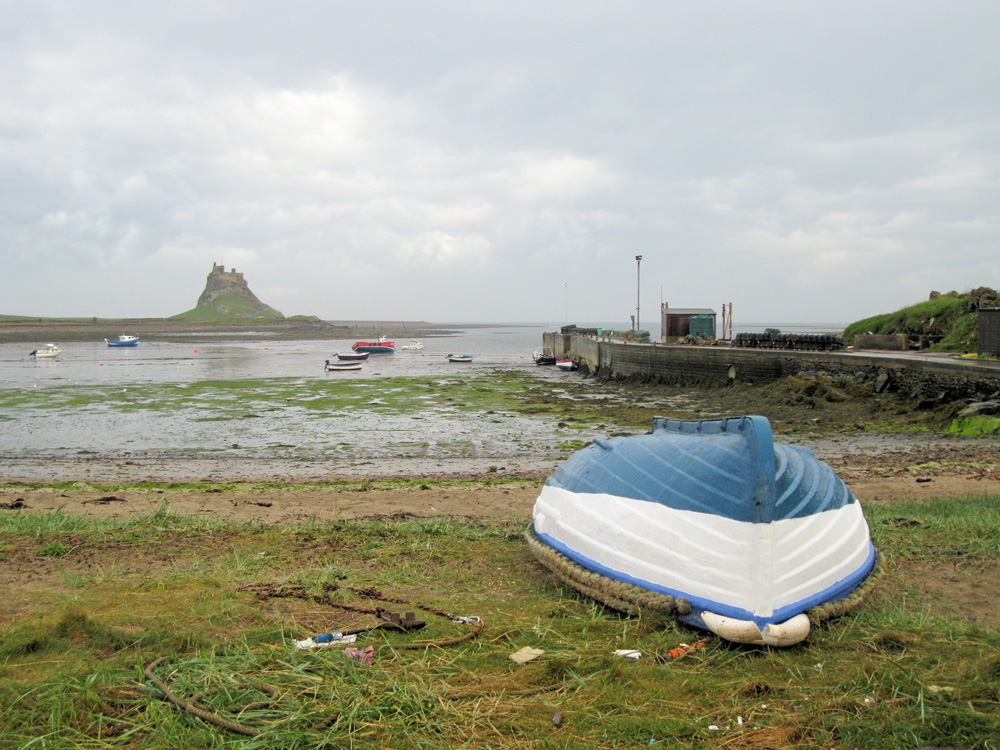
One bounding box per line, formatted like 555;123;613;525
700;611;811;647
700;611;764;645
760;614;811;647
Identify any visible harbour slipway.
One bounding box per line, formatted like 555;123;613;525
527;415;881;646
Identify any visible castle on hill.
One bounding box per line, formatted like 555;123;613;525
174;262;284;319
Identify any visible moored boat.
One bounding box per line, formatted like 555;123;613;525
447;354;473;363
526;415;880;646
325;360;364;372
30;344;61;358
533;347;557;366
401;339;424;350
105;335;140;347
336;350;370;361
352;335;395;354
555;359;578;371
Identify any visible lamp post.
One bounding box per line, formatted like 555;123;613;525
635;255;642;333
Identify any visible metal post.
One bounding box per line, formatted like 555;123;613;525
635;255;642;333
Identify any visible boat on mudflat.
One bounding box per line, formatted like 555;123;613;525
352;336;395;354
325;360;363;372
30;344;61;359
401;339;424;350
533;347;557;366
555;359;578;371
336;350;370;361
105;335;140;347
526;415;880;646
447;354;473;363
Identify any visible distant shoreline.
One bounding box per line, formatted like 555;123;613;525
0;318;465;343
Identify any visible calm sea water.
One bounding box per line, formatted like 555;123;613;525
0;325;555;389
0;321;857;481
0;322;847;389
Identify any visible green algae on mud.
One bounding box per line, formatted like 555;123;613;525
0;368;964;435
0;374;531;417
3;369;997;485
947;415;1000;436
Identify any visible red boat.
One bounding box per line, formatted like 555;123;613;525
352;335;395;353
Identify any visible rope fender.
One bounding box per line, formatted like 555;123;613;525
525;525;882;630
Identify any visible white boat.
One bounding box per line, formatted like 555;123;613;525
447;354;473;363
325;359;363;372
30;344;61;359
401;339;424;350
555;359;578;371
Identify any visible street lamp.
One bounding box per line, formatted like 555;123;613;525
635;255;642;333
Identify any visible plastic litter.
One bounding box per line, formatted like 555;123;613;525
293;632;359;650
613;649;643;659
654;637;711;662
509;646;545;664
344;645;375;666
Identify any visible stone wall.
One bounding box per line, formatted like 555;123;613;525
855;334;908;351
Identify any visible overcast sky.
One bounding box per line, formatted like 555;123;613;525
2;1;997;325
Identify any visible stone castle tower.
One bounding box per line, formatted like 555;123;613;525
194;263;284;318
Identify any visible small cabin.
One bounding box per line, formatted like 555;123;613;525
661;304;717;341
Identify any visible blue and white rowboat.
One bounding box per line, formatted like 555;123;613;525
528;415;879;646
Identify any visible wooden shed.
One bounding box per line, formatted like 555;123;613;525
979;308;1000;356
661;304;717;341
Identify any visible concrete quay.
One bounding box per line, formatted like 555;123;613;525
544;332;1000;403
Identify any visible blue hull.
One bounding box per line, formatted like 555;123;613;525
106;339;139;347
353;345;394;353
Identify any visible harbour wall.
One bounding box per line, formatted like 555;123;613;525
543;333;1000;402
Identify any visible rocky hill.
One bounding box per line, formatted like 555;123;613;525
844;286;996;351
172;263;284;320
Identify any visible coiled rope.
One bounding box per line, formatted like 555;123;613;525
526;525;882;627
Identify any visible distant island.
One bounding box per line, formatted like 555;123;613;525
0;261;438;342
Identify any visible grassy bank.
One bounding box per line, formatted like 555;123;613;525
2;494;999;749
843;293;981;352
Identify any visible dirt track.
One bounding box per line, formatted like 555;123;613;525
2;466;998;525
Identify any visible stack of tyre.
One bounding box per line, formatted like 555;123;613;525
734;331;845;351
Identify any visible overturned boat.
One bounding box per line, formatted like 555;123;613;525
527;416;880;646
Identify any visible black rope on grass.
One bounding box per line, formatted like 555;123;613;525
143;657;262;737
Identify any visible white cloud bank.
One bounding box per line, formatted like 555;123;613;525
1;1;997;324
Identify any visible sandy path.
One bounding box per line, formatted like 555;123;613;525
2;473;996;524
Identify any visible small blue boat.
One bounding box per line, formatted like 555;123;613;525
447;354;473;363
527;416;880;646
105;335;139;347
336;350;370;361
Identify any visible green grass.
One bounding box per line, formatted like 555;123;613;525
2;496;999;748
172;294;284;320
